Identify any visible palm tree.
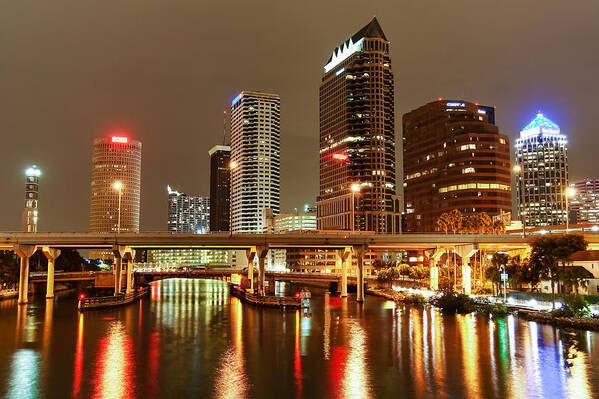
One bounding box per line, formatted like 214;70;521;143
448;209;463;234
437;212;450;234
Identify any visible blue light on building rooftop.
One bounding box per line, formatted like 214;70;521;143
523;112;559;131
231;93;242;106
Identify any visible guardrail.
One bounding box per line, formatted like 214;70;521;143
78;286;150;311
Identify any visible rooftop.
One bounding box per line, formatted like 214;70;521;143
522;112;559;131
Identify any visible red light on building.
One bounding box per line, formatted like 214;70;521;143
111;136;128;143
332;153;348;161
295;292;300;299
79;294;85;299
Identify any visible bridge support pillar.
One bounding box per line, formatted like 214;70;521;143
42;247;61;298
336;247;351;297
427;248;445;291
124;248;135;294
15;244;37;304
455;245;477;296
354;245;366;303
246;248;256;294
113;246;126;295
256;246;269;296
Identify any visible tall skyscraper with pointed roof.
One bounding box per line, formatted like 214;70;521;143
317;17;401;233
515;112;569;227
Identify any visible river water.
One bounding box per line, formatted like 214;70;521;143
0;278;598;399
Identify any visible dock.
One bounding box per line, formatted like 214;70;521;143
78;286;150;311
229;284;302;309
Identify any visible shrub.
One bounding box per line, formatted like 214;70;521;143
474;298;508;316
404;293;428;304
552;295;591;318
431;291;475;313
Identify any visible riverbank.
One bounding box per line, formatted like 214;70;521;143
369;288;599;331
518;310;599;331
0;290;17;300
367;288;427;304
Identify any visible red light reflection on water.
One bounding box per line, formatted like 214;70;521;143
328;346;348;397
295;310;303;399
147;331;160;396
93;322;135;399
72;313;84;398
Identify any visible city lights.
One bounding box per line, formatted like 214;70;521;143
332;153;349;161
111;136;128;144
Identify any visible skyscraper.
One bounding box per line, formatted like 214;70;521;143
569;178;599;224
317;17;401;233
147;186;226;268
23;165;41;232
89;135;142;234
515;112;568;227
167;186;210;233
230;91;281;233
402;100;511;232
209;145;231;232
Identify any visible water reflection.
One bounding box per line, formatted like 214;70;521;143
72;313;84;398
93;321;134;399
5;349;40;399
2;279;599;398
342;319;372;399
213;297;247;399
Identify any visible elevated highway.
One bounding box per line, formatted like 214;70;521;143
3;231;598;305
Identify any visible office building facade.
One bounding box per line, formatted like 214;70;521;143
209;145;231;232
317;17;401;233
230;91;281;233
403;100;511;232
515;112;568;227
167;186;210;234
570;178;599;224
89;135;142;234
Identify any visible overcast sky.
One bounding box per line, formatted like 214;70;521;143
1;0;598;232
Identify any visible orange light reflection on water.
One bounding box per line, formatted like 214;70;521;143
457;313;481;398
93;322;135;399
213;296;248;399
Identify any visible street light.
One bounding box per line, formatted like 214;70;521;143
513;164;526;237
113;181;123;233
351;183;361;232
565;187;577;232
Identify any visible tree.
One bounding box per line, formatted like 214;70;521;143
553;234;588;293
487;253;509;295
56;248;86;272
492;219;506;234
437;212;451;234
478;212;493;234
0;251;19;288
448;209;463;234
529;236;561;309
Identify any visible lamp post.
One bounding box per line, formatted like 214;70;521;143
565;187;577;232
351;183;361;232
229;160;237;235
113;181;123;233
513;164;526;237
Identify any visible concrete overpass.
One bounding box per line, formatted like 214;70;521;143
3;231;598;305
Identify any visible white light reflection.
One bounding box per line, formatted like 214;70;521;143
343;319;372;398
6;349;40;399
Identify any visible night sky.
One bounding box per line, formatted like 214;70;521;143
1;1;598;232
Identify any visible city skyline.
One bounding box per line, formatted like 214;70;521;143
1;2;598;232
